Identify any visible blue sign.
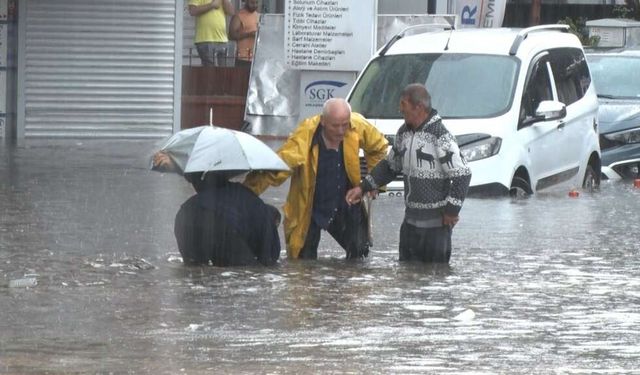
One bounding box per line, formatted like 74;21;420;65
460;6;477;26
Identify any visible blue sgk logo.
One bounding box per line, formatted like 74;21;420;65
461;5;477;25
304;80;347;101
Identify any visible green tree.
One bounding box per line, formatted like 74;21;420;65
619;0;640;20
558;17;600;47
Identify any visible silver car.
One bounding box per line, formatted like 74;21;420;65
587;49;640;180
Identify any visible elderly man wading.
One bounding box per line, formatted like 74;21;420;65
346;83;472;263
243;98;388;260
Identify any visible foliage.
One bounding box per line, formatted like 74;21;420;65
616;0;640;20
558;17;600;47
612;5;631;19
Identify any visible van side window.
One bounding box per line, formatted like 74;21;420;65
520;58;553;127
549;48;591;106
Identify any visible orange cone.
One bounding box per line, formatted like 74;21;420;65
568;189;580;198
634;179;640;188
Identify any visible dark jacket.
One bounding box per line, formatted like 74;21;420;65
174;181;281;266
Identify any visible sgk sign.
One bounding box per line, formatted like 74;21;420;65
298;71;356;120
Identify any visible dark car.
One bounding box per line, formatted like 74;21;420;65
586;50;640;180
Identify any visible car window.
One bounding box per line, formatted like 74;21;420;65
587;54;640;99
349;53;519;119
520;57;553;125
548;48;591;106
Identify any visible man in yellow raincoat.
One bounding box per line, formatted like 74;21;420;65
243;98;388;260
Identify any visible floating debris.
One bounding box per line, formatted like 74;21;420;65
8;277;38;288
453;309;476;321
167;254;183;263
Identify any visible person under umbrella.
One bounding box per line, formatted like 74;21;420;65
152;127;287;267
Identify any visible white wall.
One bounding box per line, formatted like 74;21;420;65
378;0;429;14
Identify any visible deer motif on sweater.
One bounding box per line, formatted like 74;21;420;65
439;151;455;168
416;146;435;168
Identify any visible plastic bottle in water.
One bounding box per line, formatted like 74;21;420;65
8;277;38;288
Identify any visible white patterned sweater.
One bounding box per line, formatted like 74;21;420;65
361;110;472;223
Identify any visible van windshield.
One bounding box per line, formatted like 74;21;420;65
349;53;519;119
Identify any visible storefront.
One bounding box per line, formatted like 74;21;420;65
4;0;619;142
15;0;182;140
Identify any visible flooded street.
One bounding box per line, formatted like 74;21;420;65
1;140;640;374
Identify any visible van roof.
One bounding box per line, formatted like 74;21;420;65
382;26;583;58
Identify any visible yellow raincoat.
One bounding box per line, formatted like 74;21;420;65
243;113;388;259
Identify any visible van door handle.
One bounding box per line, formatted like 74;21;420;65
557;122;565;130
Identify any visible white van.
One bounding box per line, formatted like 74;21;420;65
349;25;601;196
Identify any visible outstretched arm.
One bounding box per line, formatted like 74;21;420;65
243;123;312;195
360;136;405;194
243;169;291;196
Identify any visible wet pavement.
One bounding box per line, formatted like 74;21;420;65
1;139;640;374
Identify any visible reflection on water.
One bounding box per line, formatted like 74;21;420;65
1;141;640;373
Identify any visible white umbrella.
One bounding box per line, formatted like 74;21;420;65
156;125;289;174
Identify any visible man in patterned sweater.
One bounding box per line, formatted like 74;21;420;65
346;83;472;263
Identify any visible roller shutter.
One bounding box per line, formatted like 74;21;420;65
23;0;177;138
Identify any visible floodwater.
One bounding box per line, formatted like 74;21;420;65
1;140;639;374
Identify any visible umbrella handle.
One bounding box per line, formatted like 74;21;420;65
209;108;213;127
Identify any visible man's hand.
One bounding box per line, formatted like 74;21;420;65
443;213;460;228
345;186;364;206
152;151;176;172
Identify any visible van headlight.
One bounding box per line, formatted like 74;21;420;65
460;137;502;162
603;127;640;144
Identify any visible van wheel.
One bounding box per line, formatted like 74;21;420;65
509;176;532;198
582;164;599;192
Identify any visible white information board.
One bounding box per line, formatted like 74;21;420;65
284;0;376;71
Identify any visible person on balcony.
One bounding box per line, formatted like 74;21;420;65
230;0;260;68
188;0;235;67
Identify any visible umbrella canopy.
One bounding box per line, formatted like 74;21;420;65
156;125;289;174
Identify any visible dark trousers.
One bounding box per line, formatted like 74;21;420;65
299;204;369;260
399;220;452;263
